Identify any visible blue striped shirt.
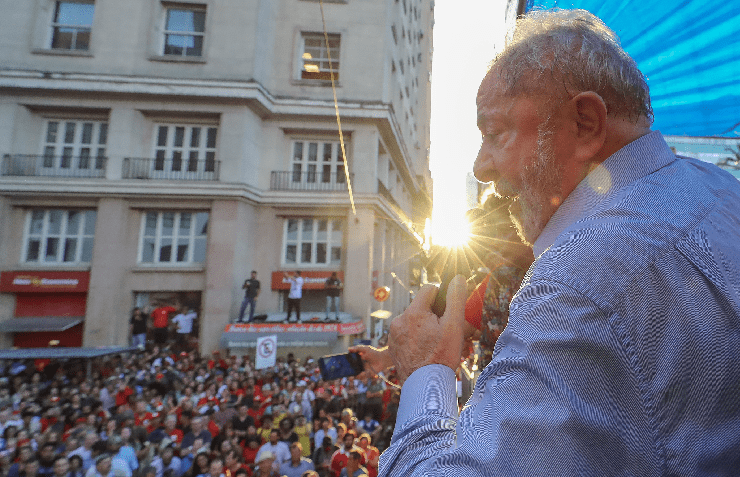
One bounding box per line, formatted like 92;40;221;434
380;131;740;476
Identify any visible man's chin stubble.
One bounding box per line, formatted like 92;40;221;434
508;198;533;247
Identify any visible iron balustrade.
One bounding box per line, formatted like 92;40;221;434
270;170;352;191
1;154;107;178
377;179;402;210
123;157;220;181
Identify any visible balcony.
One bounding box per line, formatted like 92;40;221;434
123;157;220;181
270;171;353;192
378;180;401;210
2;154;107;178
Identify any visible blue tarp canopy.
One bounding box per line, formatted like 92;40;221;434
525;0;740;137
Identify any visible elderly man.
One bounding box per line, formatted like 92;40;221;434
380;8;740;476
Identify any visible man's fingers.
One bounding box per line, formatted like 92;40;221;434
408;283;442;313
348;345;368;354
440;275;467;328
445;274;468;314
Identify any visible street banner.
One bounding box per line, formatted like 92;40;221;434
255;335;277;369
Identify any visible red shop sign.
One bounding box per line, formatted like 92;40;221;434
271;271;344;290
0;271;90;293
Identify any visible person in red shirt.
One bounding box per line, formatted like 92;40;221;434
329;431;365;477
204;410;221;438
247;396;264;424
207;351;227;371
356;434;379;477
115;379;134;409
223;449;250;477
242;435;261;469
151;303;177;345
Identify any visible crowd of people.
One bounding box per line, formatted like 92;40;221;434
0;345;400;477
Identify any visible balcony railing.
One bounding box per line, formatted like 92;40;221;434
270;171;352;192
123;157;220;181
378;180;402;210
2;154;107;178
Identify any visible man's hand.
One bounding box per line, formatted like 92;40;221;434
348;345;394;376
388;275;468;383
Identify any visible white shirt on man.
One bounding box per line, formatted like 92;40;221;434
172;311;197;334
288;277;304;299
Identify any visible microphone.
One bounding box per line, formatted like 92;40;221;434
431;270;490;332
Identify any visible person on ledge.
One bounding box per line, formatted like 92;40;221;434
324;272;343;322
237;270;261;323
284;271;304;323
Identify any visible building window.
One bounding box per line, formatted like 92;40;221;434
283;218;343;266
163;6;205;57
139;211;209;265
50;1;95;51
23;209;97;264
300;32;340;81
152;124;218;176
42;120;107;172
291;140;345;185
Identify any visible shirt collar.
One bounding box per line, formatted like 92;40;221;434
533;131;676;256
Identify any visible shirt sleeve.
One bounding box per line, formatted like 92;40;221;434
378;365;458;476
379;280;659;477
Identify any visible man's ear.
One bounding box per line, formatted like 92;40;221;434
570;91;607;162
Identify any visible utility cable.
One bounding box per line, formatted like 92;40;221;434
319;0;356;216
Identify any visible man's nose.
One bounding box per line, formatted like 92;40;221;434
473;144;499;184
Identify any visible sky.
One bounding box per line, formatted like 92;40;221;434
429;0;510;246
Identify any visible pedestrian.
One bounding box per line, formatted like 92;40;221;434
150;303;177;346
86;455;113;477
252;451;280;477
129;308;147;348
172;306;197;351
237;271;260;323
278;443;314;477
376;7;740;476
324;273;342;322
51;456;71;477
337;451;365;477
283;271;303;323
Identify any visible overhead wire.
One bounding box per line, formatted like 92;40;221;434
319;0;356;216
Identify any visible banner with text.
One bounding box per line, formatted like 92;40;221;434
0;271;90;293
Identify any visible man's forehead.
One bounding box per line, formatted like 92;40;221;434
477;73;514;116
477;68;505;101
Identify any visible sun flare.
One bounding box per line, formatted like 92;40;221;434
430;210;472;248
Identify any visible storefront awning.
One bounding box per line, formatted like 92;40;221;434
221;331;338;348
0;346;140;360
0;317;83;332
220;321;366;348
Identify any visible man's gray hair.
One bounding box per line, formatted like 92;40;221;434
493;8;653;123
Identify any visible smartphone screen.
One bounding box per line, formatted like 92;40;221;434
318;352;365;381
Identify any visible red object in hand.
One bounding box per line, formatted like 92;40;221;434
464;274;490;331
